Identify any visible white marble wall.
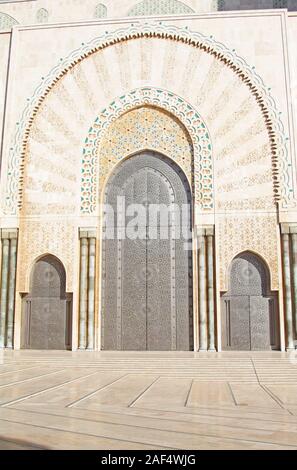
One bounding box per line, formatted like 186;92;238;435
0;8;295;350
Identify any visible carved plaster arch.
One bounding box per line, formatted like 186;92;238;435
81;88;212;213
3;21;289;215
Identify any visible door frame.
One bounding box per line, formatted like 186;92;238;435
97;150;196;351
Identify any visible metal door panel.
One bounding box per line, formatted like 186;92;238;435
122;234;147;350
147;227;172;351
230;296;251;350
102;238;120;350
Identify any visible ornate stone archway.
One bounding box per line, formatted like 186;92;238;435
3;22;289;216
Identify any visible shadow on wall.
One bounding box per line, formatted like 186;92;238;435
127;0;195;16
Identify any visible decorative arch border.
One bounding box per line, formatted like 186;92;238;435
81;87;212;213
3;21;290;215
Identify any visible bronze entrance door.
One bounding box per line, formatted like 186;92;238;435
101;151;193;351
22;255;72;350
221;252;279;351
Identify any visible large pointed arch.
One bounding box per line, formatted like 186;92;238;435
81;88;212;213
3;22;288;215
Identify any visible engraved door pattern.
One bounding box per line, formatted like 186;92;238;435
221;253;279;351
102;152;193;351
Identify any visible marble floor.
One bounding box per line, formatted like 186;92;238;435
0;350;297;450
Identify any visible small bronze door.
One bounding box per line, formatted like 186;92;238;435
221;252;279;351
22;255;72;350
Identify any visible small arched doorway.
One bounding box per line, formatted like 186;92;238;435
21;255;72;350
221;252;280;350
101;151;193;351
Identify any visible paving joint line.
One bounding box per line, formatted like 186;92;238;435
128;376;161;408
1;408;296;449
0;416;177;450
0;368;67;390
67;373;130;408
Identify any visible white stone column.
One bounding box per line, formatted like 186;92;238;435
206;229;215;351
291;229;297;338
79;235;88;350
0;236;9;348
281;226;294;350
198;230;207;351
6;232;18;349
87;237;96;350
